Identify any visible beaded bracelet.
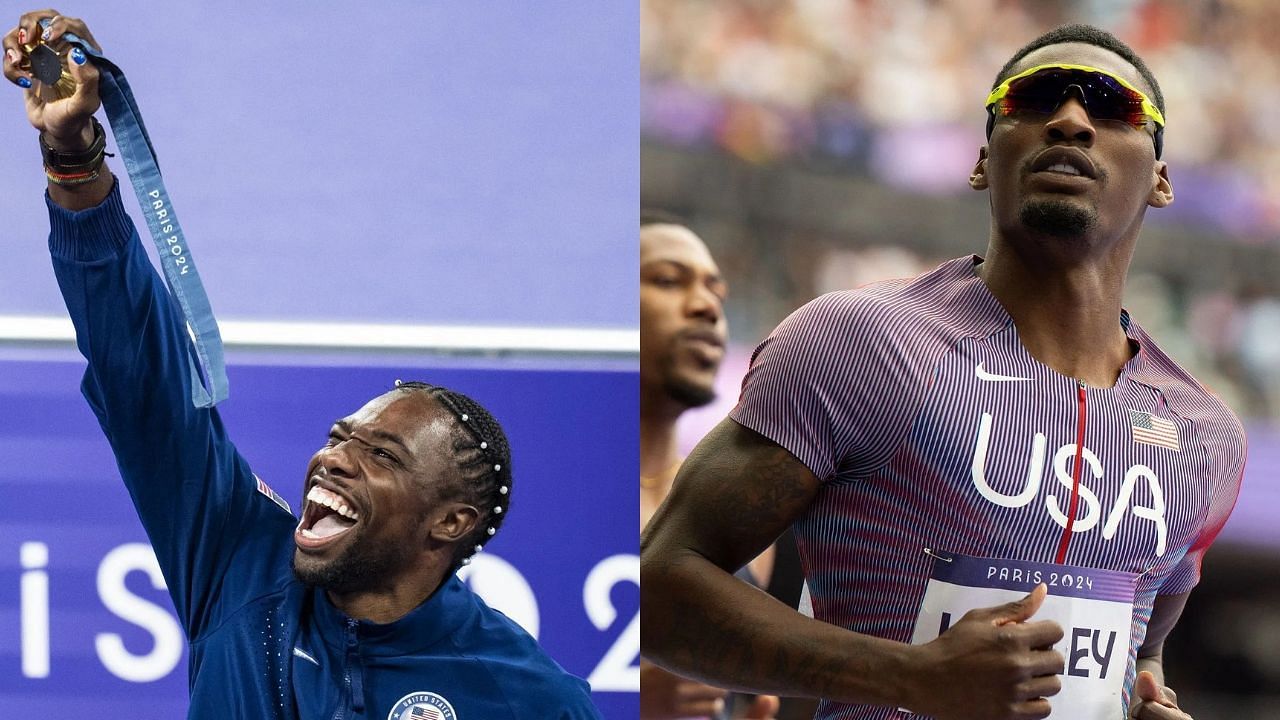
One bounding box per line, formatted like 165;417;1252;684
45;165;101;186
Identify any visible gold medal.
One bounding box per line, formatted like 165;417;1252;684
18;38;76;101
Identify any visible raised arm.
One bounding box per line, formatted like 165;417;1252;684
6;9;296;639
641;418;1066;720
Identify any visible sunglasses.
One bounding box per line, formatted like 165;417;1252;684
985;64;1164;158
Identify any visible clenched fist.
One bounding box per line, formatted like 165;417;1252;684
3;10;103;151
904;584;1067;720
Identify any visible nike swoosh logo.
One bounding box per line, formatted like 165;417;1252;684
975;362;1031;382
292;647;319;666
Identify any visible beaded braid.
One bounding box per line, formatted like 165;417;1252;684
393;380;513;568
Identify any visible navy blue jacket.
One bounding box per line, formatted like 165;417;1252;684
47;182;602;720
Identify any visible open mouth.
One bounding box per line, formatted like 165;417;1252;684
1040;163;1084;176
1029;148;1097;186
295;484;361;550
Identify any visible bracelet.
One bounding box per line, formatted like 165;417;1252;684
45;165;101;187
40;116;110;173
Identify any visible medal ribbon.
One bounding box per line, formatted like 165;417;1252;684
45;19;229;407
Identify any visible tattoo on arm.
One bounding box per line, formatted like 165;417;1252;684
643;420;867;697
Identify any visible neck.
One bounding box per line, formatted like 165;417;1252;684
640;388;684;480
979;238;1134;387
326;564;447;624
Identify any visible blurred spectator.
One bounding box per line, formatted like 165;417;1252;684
643;0;1280;234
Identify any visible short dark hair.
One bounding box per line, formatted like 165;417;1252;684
641;208;690;229
993;24;1164;114
990;24;1165;157
393;381;513;571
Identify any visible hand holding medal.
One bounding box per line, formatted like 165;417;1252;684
3;12;103;152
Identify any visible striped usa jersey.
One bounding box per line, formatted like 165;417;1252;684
730;256;1245;720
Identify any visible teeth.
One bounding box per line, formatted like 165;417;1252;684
1046;163;1081;175
305;485;360;521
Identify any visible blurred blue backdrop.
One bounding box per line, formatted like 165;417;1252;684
1;1;636;328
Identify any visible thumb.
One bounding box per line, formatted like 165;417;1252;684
1134;671;1172;705
743;694;780;719
992;583;1047;625
65;45;101;116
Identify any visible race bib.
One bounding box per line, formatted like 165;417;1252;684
908;552;1138;719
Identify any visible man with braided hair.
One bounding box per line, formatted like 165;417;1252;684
385;381;516;570
4;9;600;719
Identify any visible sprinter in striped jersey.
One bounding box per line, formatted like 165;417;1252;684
641;24;1243;720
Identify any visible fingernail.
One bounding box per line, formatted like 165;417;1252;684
70;47;85;65
4;48;16;64
18;28;26;44
16;76;31;89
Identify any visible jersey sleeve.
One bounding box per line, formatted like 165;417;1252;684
1158;421;1246;594
46;181;297;640
729;291;918;482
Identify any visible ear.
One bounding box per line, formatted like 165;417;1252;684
429;502;479;545
970;146;989;191
1148;160;1173;208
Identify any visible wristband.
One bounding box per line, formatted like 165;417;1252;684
44;165;101;186
40;116;109;172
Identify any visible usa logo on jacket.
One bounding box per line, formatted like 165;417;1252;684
388;691;457;720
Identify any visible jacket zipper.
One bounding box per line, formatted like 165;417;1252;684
331;618;361;720
1054;380;1087;564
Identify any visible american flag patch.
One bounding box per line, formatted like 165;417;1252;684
255;474;292;514
408;707;445;720
1130;410;1180;451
